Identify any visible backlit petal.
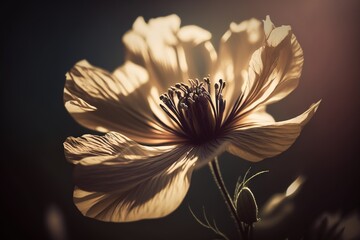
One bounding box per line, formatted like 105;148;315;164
215;19;264;116
65;132;196;222
235;106;275;128
123;15;216;93
241;16;303;114
122;15;183;91
64;60;177;145
227;101;320;162
177;25;217;79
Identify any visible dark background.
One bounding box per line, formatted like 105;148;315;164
2;0;360;239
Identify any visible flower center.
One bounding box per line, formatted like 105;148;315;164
159;77;226;145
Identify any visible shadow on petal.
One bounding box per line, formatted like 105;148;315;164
65;132;197;222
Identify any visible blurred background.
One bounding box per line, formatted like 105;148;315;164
2;0;360;239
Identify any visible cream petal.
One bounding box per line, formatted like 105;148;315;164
132;16;148;35
146;34;182;85
266;25;291;48
122;30;148;68
177;25;217;79
122;15;183;91
263;15;275;39
233;106;275;129
64;131;165;164
227;101;320;162
266;34;304;104
64;88;97;113
264;16;291;48
64;60;176;145
177;25;211;45
65;132;197;222
131;15;181;43
241;17;304;114
72;144;188;194
123;15;217;93
214;19;264;116
148;14;181;35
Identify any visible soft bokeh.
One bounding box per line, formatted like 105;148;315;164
3;0;359;239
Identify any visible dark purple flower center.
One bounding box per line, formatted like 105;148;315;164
159;77;227;145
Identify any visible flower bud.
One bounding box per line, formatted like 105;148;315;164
236;187;258;224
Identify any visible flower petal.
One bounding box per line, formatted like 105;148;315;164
227;101;320;162
214;18;264;115
123;15;216;92
64;131;196;222
241;16;304;113
122;15;183;91
235;106;275;128
64;131;159;164
177;25;217;79
64;60;177;145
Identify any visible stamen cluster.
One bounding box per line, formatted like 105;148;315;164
159;77;226;144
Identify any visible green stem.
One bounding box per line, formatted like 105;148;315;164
209;157;246;239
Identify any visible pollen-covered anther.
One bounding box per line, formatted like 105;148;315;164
159;77;227;144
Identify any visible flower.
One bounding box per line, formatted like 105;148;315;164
64;14;320;222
